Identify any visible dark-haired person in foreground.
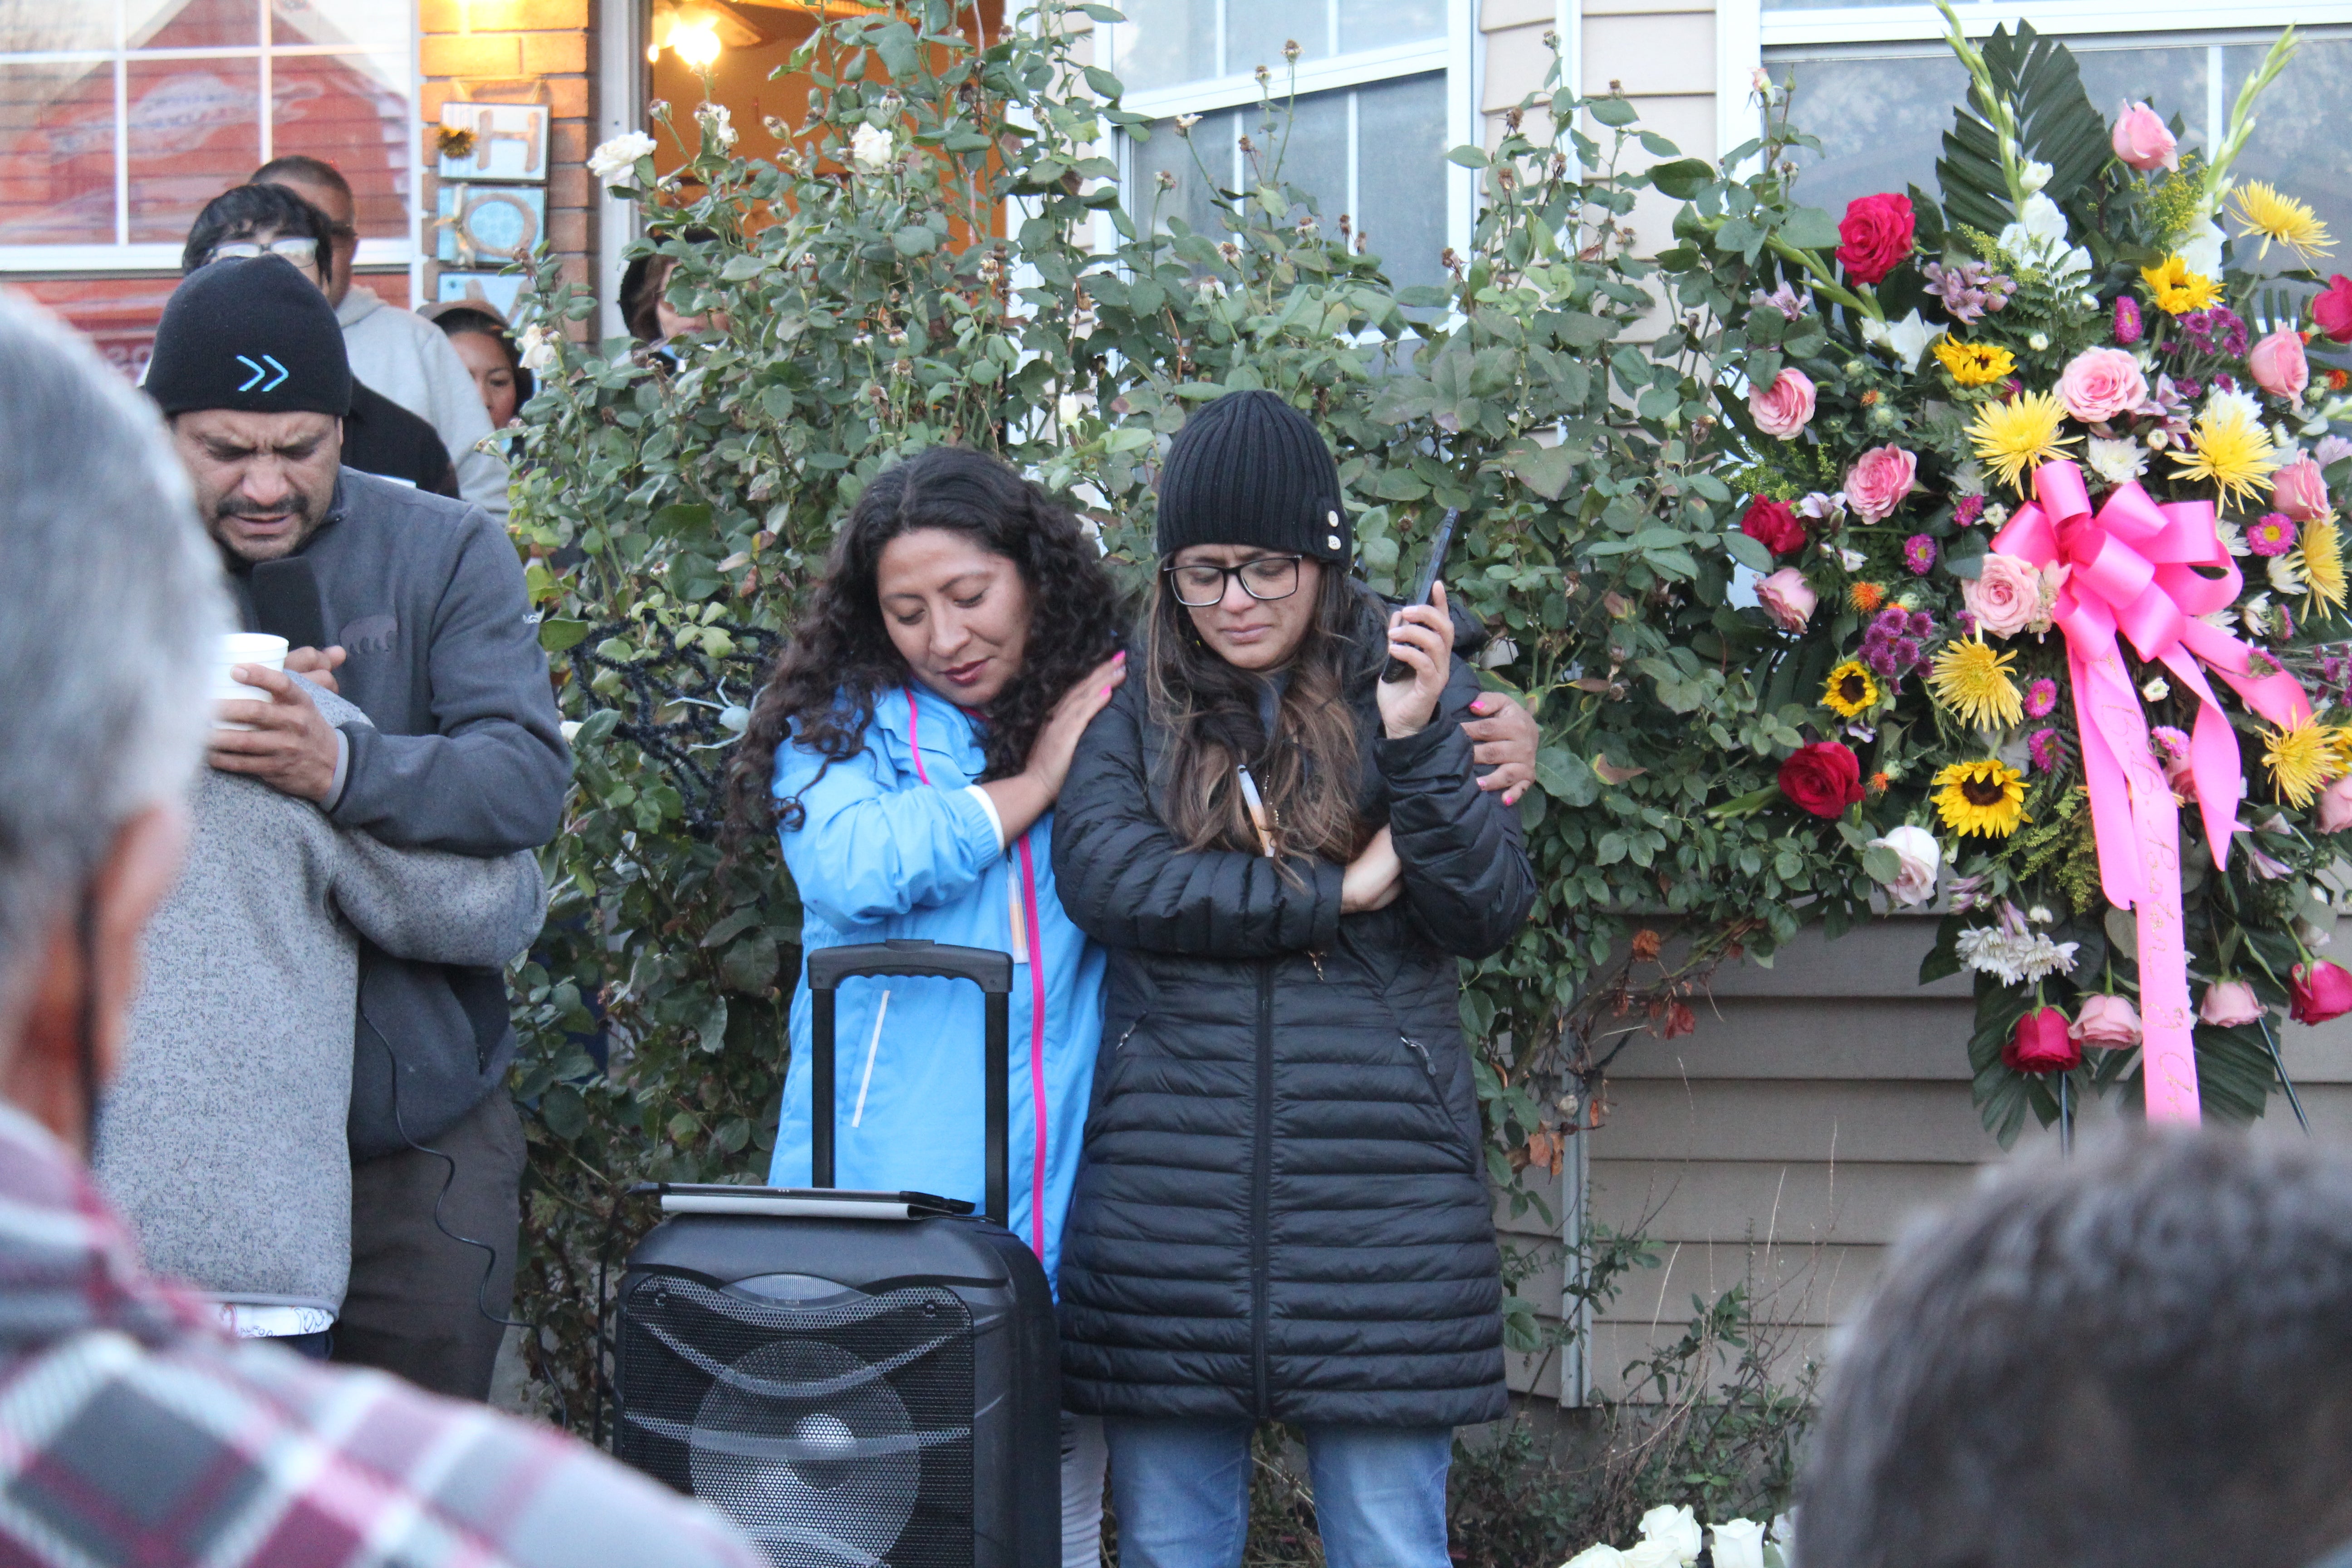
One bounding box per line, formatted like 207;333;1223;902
1798;1132;2352;1568
0;288;756;1568
145;255;569;1401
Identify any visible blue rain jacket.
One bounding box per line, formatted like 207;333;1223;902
768;685;1105;1287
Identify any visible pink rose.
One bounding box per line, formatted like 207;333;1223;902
2199;979;2265;1028
1844;444;1918;525
2293;961;2352;1025
1749;368;1817;440
2112;102;2178;173
1962;552;2043;639
2315;275;2352;345
2069;994;2143;1048
2056;347;2148;424
1756;567;1817;632
2317;774;2352;833
2248;327;2311;407
2273;458;2332;522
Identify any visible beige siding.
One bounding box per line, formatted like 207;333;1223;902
1493;913;2352;1404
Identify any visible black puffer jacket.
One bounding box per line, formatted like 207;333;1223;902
1051;595;1536;1428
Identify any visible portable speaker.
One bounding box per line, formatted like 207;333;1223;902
613;941;1060;1568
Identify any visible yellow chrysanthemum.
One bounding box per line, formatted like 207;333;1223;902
1822;660;1881;719
1932;758;2029;838
1970;391;2081;494
2264;718;2343;808
2294;513;2348;615
2141;254;2223;316
1934;336;2017;388
2230;181;2335;261
1928;637;2025;730
2170;404;2280;512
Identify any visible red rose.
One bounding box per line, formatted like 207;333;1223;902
1740;496;1807;557
2315;275;2352;344
1777;741;1863;818
2291;960;2352;1024
1837;193;1916;285
2004;1006;2082;1073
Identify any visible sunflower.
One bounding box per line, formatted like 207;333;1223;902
2264;718;2342;808
1848;582;1887;613
2294;514;2348;616
2141;254;2223;316
1970;391;2081;494
1934;336;2016;388
2169;404;2280;511
1932;758;2029;838
1822;660;1881;718
1928;638;2025;730
2230;181;2335;261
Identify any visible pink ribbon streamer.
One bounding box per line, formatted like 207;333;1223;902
1991;461;2313;1123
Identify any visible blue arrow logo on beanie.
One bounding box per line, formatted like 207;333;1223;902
234;354;289;392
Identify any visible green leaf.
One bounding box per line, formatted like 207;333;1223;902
1536;747;1598;806
1777;206;1842;251
1722;531;1773;573
720;932;781;994
1648;158;1713;200
1862;843;1902;884
696;995;730;1054
538;617;589;652
539;1083;588;1141
1446;145;1491;169
719;253;769;281
893;224;940;256
1588;96;1637;128
1495;436;1578;500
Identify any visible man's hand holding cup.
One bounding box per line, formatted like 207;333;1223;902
211;659;342;804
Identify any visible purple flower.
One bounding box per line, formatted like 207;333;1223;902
1750;282;1813;320
2151;725;2190;760
2024;677;2058;717
1954;494;1986;528
1906;610;1934;639
1875;606;1910;635
2175;376;2202;400
1896;637;1922;666
1903;534;1938;575
2114;297;2143;346
2214;372;2239;395
2249;513;2298;557
2278;603;2296;640
2028;727;2064;774
1921;259;2016;325
1956;609;1978;636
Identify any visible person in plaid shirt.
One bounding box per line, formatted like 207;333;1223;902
0;296;763;1568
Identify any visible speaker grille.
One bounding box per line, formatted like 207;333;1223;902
617;1275;976;1568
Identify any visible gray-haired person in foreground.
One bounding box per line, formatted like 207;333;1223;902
1797;1132;2352;1568
0;292;759;1567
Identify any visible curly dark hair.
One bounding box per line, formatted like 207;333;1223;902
724;445;1128;842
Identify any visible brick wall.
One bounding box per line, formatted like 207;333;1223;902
418;0;599;333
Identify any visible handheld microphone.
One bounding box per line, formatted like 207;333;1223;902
250;557;329;651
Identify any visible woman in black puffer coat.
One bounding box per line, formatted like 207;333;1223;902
1051;390;1536;1568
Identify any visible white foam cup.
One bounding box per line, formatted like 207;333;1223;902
213;632;289;730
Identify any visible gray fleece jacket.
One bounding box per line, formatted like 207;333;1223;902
97;685;547;1316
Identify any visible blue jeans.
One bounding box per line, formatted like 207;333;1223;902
1104;1418;1452;1568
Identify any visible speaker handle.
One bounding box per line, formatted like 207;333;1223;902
804;940;1015;1227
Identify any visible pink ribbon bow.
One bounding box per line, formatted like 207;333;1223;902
1993;461;2313;1122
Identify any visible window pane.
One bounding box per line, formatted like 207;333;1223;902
1354;72;1446;293
1133;108;1237;239
0;2;115;54
1225;0;1330;81
1107;0;1221;94
0;60;118;243
273;0;409;51
2225;38;2352;280
1338;0;1441;54
127;55;259;242
270;51;411;237
128;0;263;50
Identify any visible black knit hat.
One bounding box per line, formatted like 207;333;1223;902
1155;389;1349;562
144;255;352;419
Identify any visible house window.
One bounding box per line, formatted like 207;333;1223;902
1752;4;2352;272
1103;0;1472;294
0;0;417;372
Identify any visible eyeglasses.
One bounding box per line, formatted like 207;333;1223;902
209;236;320;268
1164;554;1303;607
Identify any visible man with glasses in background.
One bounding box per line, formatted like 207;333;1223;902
252;155;509;521
181;184;459;498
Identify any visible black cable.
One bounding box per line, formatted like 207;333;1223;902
370;1019;571;1432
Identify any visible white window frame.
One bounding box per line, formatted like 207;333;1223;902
0;0;420;275
1725;0;2352;172
1103;0;1481;276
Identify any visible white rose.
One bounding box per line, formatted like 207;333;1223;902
695;102;736;151
517;322;559;374
1621;1542;1684;1568
1860;309;1936;374
850;122;896;172
2141;675;2170;701
1710;1519;1769;1568
1638;1504;1704;1565
587;130;657;186
1563;1548;1628;1568
2086;436;2148;486
1868;823;1942;907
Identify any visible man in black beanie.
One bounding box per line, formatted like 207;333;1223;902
147;254;569;1402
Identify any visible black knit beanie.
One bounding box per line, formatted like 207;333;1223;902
1155;389;1349;562
144;255;352;418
